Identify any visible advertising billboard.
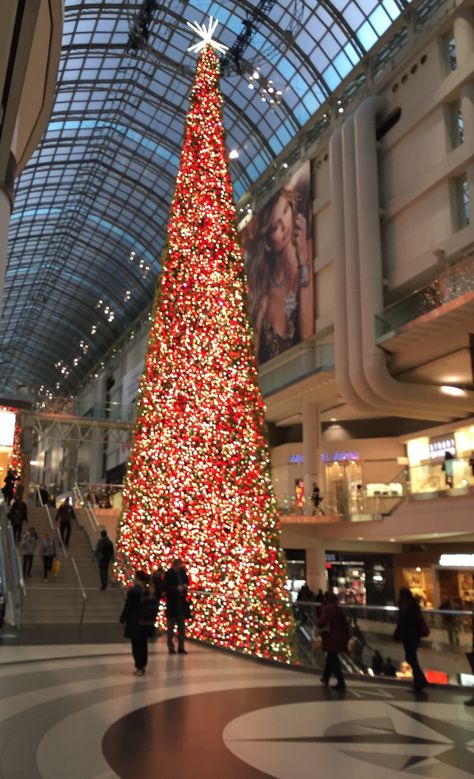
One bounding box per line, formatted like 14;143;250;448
241;161;314;364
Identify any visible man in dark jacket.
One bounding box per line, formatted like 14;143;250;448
120;570;158;675
8;497;28;542
165;559;189;654
317;592;350;690
55;499;76;547
94;529;114;590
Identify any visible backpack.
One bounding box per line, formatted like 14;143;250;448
138;590;159;626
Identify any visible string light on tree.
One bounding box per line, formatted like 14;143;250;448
115;18;295;663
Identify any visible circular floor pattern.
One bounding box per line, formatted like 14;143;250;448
103;684;474;779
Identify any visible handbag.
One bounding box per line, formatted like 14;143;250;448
419;616;430;638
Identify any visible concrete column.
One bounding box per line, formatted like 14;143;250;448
306;545;327;592
302;401;320;514
454;9;474;67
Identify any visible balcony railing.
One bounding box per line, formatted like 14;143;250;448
376;255;474;340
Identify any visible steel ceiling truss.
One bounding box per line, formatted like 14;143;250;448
24;412;132;445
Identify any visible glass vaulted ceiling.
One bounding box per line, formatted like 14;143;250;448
4;0;414;397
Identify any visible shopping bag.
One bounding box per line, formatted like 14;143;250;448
52;559;61;576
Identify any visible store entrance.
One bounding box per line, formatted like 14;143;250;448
323;459;362;514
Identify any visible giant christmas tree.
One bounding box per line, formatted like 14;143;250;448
116;22;294;662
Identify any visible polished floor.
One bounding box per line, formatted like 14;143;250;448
0;631;473;778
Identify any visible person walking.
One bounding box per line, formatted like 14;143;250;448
21;527;38;577
94;529;115;589
120;571;159;675
317;592;350;690
41;534;57;582
37;483;49;507
2;468;16;505
55;499;76;547
311;484;324;515
165;558;190;655
394;587;428;693
8;497;28;542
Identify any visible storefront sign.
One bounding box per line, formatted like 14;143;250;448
439;554;474;568
429;436;455;460
289;454;304;464
321;451;360;462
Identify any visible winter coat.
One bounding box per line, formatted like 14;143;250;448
95;536;114;562
55;504;76;525
21;533;37;555
394;599;422;644
120;584;158;639
41;539;56;557
8;500;28;527
165;567;190;619
316;600;350;653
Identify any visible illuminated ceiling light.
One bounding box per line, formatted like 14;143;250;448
338;106;344;114
330;417;337;422
390;538;396;542
252;70;259;79
248;82;254;90
229;149;239;159
282;162;288;168
268;86;274;94
440;385;467;397
276;90;282;96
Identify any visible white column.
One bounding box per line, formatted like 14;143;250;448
306;545;327;592
302;401;320;514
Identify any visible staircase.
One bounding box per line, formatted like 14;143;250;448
21;505;124;625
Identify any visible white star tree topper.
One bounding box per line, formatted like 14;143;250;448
187;16;228;55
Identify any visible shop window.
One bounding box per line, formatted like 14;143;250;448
443;32;457;72
453;173;471;229
449;102;464;148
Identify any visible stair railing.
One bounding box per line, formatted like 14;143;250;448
72;482;100;551
37;486;67;558
71;556;87;624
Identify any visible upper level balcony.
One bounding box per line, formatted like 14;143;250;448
375;254;474;351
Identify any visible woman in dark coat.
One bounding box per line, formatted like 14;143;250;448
120;571;158;676
394;587;428;693
317;592;350;690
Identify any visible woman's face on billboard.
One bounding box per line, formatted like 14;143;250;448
266;194;293;253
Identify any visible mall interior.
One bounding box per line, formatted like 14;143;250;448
0;1;474;777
